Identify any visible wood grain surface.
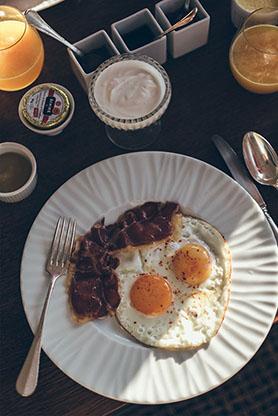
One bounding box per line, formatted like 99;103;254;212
0;1;277;415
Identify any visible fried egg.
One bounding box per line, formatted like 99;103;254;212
115;214;231;350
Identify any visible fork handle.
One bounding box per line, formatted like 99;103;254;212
16;277;56;396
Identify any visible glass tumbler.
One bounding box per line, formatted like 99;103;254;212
0;5;44;91
229;7;278;94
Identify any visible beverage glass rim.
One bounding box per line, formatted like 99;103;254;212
242;7;278;56
0;5;27;52
88;53;172;131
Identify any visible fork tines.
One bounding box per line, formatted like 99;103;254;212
47;217;76;270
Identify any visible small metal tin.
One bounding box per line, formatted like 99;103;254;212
20;83;70;129
18;83;75;136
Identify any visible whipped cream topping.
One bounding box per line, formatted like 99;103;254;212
93;60;166;119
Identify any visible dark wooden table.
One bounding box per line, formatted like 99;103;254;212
1;1;277;415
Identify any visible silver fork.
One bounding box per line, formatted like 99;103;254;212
16;217;76;397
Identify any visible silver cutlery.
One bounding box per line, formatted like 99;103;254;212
212;135;278;243
16;217;76;396
157;7;198;39
24;9;84;58
175;0;193;20
184;0;191;12
242;131;278;190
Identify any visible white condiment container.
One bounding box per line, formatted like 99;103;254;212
111;8;167;64
67;30;120;92
155;0;210;59
0;142;37;203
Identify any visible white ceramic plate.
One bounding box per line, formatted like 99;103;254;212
20;152;278;404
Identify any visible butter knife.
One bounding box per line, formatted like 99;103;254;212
212;135;278;243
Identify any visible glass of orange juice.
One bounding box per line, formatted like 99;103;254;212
0;6;44;91
229;7;278;94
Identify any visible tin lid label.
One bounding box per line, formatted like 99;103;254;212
21;84;71;129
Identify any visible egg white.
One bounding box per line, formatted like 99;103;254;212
115;214;231;350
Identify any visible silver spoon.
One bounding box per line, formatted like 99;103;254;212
24;9;106;72
24;9;84;58
184;0;191;12
175;0;193;20
157;7;198;38
243;132;278;190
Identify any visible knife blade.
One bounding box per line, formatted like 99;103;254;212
213;135;278;330
212;134;278;243
212;135;266;208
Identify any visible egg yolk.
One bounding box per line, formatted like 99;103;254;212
130;274;172;316
172;243;212;286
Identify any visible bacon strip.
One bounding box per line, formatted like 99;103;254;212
70;201;180;320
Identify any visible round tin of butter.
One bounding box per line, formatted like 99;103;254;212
19;83;74;135
20;84;70;129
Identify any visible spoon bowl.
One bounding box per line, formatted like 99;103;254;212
242;131;278;190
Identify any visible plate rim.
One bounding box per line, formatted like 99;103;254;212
20;151;278;404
